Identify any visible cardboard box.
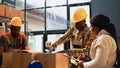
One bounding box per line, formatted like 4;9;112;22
10;7;17;18
18;10;24;21
1;4;24;21
2;52;36;68
35;53;69;68
7;7;24;20
5;5;11;18
0;4;5;16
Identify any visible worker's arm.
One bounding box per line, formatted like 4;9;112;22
52;26;75;48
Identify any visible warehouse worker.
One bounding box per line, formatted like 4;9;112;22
46;8;95;68
0;17;29;52
46;8;95;54
0;17;29;67
0;26;6;67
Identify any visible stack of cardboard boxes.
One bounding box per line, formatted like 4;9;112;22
0;4;24;21
3;52;37;68
3;52;69;68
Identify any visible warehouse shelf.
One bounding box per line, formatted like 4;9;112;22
0;16;11;23
0;16;26;23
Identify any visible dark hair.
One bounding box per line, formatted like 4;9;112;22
90;13;117;41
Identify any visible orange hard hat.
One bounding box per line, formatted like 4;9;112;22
71;8;87;23
10;17;22;27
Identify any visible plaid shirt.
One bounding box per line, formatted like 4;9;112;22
1;32;28;52
53;25;95;48
52;25;96;56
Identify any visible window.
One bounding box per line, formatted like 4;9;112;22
69;0;91;4
28;35;43;52
46;7;67;30
46;0;66;6
27;9;45;31
16;0;45;10
48;34;64;52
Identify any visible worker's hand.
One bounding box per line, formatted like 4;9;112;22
77;56;88;62
45;41;56;51
51;44;56;51
78;60;84;68
45;41;51;48
51;47;55;51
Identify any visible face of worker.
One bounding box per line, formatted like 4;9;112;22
75;20;86;31
90;26;99;36
10;25;21;37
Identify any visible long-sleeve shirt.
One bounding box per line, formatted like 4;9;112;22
83;29;117;68
52;25;89;48
52;25;96;56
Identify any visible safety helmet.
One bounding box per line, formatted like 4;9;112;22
28;60;42;68
71;8;87;23
10;17;22;27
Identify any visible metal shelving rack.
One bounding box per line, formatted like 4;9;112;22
0;16;11;23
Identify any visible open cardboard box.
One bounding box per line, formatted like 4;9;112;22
2;52;36;68
35;53;69;68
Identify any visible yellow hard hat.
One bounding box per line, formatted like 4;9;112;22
10;17;22;27
71;8;87;23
